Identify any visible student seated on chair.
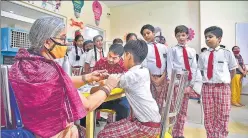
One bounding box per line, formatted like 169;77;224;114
97;40;161;138
92;44;130;124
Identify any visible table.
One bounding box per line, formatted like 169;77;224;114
82;88;125;138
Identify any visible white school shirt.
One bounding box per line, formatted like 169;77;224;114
85;48;106;68
80;52;88;68
67;46;84;67
142;42;168;75
167;44;198;86
119;65;161;123
198;46;238;84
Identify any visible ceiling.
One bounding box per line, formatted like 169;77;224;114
102;1;146;7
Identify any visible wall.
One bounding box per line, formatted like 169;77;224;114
1;17;32;31
9;1;111;41
200;1;248;50
58;1;111;41
109;1;201;52
110;1;248;53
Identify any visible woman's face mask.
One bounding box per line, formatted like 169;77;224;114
233;50;240;55
47;39;68;59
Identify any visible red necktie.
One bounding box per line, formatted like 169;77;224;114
182;46;192;80
98;50;103;59
207;50;214;79
153;43;162;68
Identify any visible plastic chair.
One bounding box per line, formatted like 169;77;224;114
72;66;83;76
158;69;189;138
1;65;13;129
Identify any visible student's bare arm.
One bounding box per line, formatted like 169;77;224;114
81;75;120;112
90;80;106;94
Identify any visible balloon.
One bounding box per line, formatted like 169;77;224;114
92;0;102;26
72;0;84;18
188;28;195;41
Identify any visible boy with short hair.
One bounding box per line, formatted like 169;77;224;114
93;44;129;123
201;47;208;53
97;40;161;138
167;25;200;138
93;44;127;74
198;26;237;138
112;38;123;45
140;24;168;112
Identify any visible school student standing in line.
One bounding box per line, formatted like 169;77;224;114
198;26;238;138
197;47;208;104
68;34;84;75
80;40;94;74
112;38;124;45
167;25;200;138
140;24;168;113
84;35;106;73
126;33;138;42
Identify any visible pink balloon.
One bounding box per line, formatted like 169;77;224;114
92;0;102;21
188;28;195;41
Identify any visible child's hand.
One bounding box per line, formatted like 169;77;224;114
99;80;106;86
90;70;109;82
184;86;192;95
155;72;167;85
105;74;121;90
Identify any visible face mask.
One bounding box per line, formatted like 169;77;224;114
233;50;240;55
47;39;68;59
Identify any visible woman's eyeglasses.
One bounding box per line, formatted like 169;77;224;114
52;36;67;44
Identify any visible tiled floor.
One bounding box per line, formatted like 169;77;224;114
185;95;248;138
95;95;248;138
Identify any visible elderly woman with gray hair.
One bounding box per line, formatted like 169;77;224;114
8;16;120;138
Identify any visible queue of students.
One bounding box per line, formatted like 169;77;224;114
5;16;245;138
